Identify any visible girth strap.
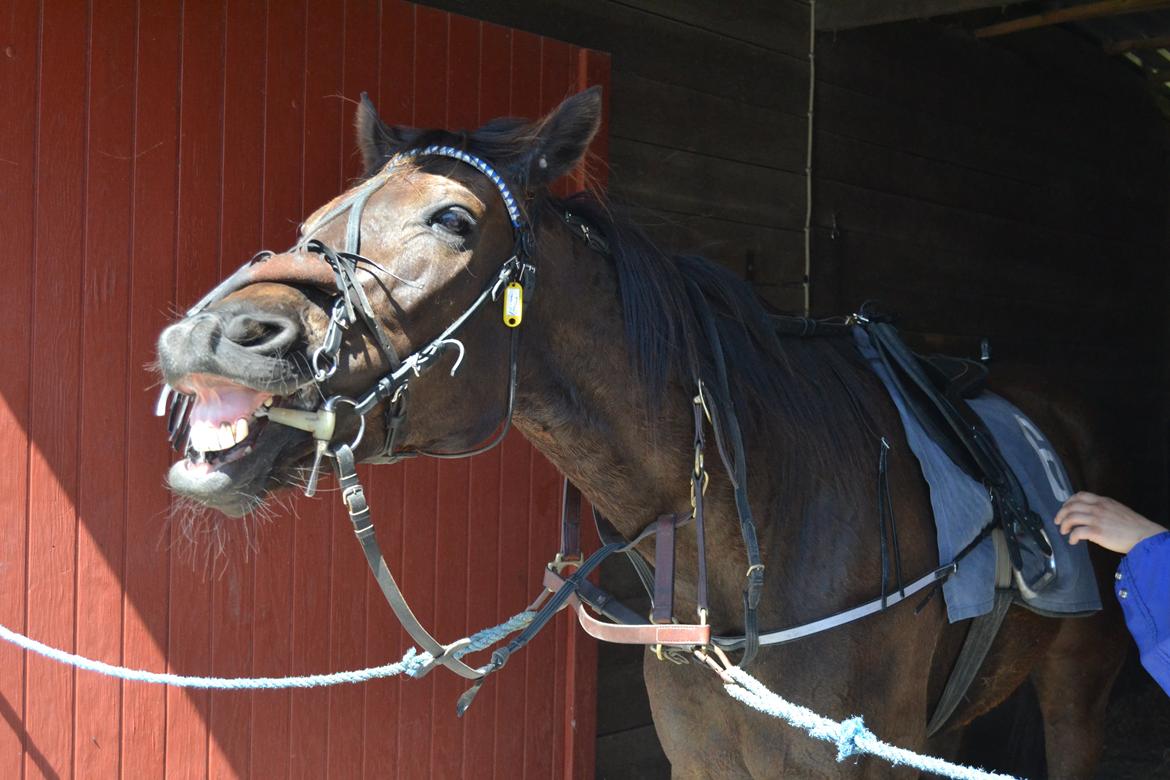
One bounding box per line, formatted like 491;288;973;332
926;529;1016;736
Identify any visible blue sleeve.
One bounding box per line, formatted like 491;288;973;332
1116;531;1170;695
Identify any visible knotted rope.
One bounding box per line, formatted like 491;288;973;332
0;611;534;689
722;666;1016;779
0;615;1020;779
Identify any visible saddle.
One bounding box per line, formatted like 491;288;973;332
854;305;1055;596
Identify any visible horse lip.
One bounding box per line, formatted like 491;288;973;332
171;371;312;399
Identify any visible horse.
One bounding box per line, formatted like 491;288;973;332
155;87;1129;778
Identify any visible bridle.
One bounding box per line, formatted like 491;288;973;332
156;145;973;713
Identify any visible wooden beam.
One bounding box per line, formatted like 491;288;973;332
815;0;1030;31
1105;33;1170;53
975;0;1170;39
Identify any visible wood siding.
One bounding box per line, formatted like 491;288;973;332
0;2;608;777
419;0;813;314
811;21;1168;505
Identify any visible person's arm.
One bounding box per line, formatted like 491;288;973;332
1056;492;1170;695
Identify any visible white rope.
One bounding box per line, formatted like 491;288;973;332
722;667;1017;780
0;612;534;690
0;611;1019;778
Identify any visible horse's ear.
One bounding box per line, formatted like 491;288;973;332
525;86;602;186
354;92;422;176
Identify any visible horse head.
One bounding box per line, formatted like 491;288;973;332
156;88;602;517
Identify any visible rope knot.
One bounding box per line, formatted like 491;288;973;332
834;716;872;761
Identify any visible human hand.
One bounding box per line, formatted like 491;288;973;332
1054;492;1167;555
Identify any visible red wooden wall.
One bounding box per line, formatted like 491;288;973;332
0;2;610;777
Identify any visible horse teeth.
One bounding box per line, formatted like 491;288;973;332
218;423;235;450
234;417;249;442
189;425;215;453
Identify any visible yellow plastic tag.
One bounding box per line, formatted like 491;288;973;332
503;282;523;327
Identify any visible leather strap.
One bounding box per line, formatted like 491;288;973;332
560;480;582;561
691;396;710;616
543;569;711;646
713;561;958;651
685;281;765;665
334;444;484;680
651;514;679;624
926;586;1013;736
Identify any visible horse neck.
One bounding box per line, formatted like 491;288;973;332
510;227;695;540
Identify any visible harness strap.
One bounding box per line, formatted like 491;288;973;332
455;538;626;715
683;281;765;665
333;444;486;681
559;480;582;562
925;529;1016;736
692;394;710;617
543;568;712;647
651;513;681;624
713;562;958;651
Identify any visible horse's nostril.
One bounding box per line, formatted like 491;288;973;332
224;313;298;353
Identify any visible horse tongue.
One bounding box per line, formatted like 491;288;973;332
189;383;271;425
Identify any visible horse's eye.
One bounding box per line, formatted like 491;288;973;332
429;206;475;237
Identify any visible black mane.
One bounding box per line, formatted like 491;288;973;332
546;192;882;471
367;121;881;470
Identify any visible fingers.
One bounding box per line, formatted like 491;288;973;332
1054;499;1103;527
1067;526;1101;547
1056;511;1096;539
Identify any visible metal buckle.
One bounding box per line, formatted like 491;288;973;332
548;553;584;574
342;484;364;509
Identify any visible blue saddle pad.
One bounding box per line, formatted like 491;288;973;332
853;329;1101;622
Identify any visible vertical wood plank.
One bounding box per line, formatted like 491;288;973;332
324;1;377;778
0;0;39;774
391;7;446;778
459;21;511;779
74;1;136;775
25;0;86;773
492;435;532;773
362;4;414;778
248;1;307;777
428;13;480;779
567;48;609;780
207;0;268;776
283;6;341;780
122;0;182;775
502;27;542;780
164;1;227;773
